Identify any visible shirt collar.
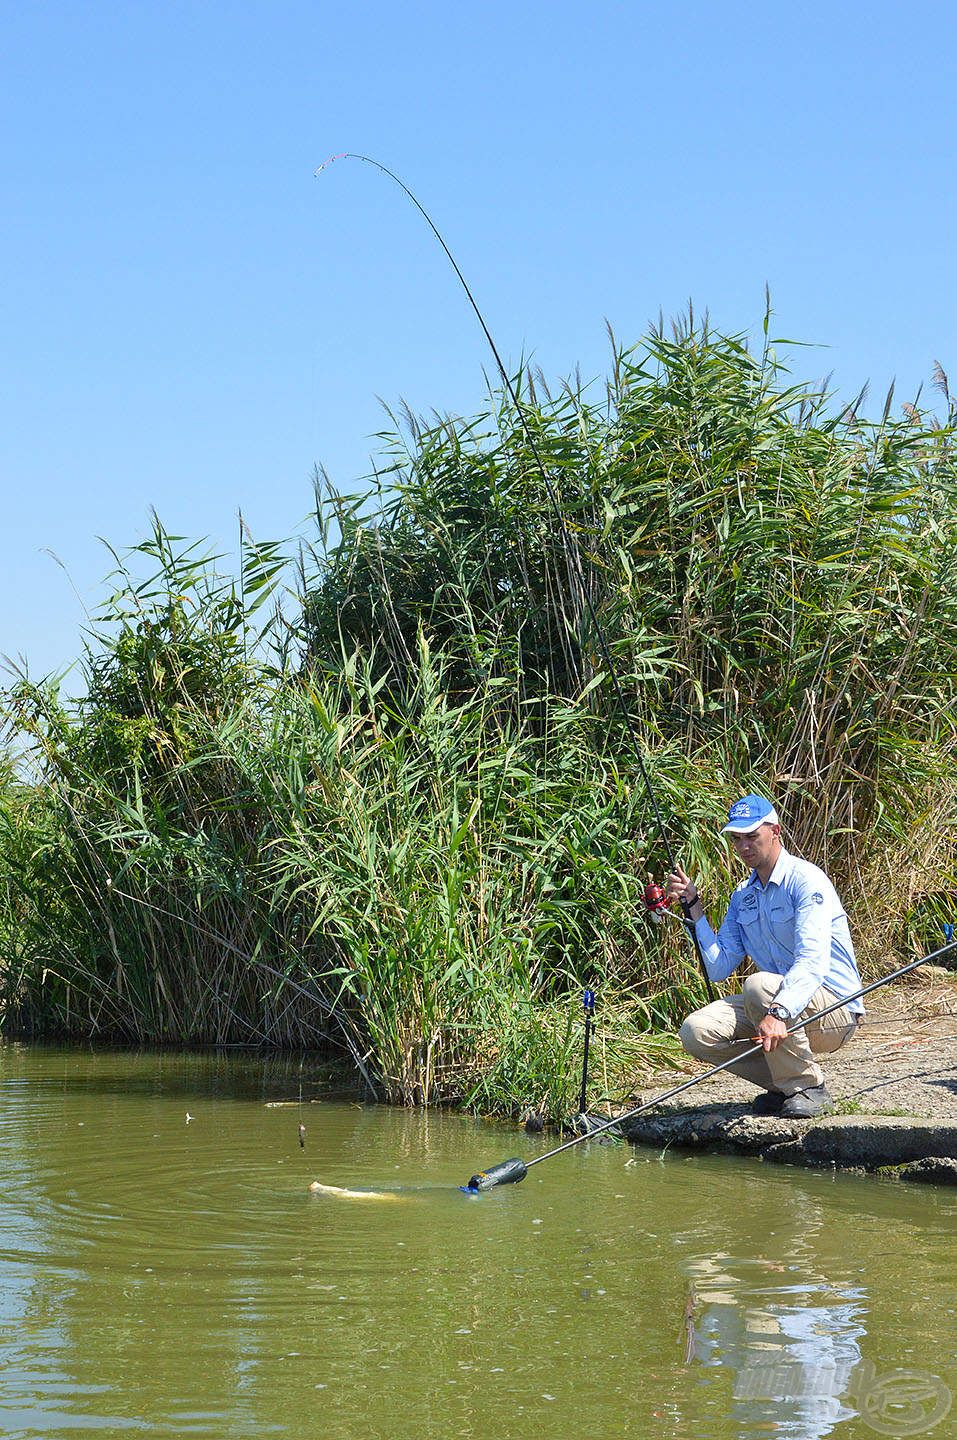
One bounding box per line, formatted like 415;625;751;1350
767;848;792;887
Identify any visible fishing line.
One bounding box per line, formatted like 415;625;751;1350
461;935;957;1190
316;153;714;997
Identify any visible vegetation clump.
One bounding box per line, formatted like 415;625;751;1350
1;319;954;1117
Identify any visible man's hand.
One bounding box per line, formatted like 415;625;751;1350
667;866;703;918
666;865;695;905
754;1013;788;1051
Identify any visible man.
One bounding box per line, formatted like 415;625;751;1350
667;794;864;1119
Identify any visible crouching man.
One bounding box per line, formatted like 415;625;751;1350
667;794;864;1119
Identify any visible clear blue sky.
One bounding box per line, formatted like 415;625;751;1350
3;1;955;680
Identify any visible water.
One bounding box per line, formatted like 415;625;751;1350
1;1044;955;1440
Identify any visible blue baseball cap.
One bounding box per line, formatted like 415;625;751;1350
722;794;780;834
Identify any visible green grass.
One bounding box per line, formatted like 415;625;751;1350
829;1098;866;1116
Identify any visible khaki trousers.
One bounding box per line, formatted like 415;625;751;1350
679;971;860;1095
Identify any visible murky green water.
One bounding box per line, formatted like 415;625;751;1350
1;1045;954;1439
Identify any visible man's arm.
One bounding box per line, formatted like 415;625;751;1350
667;866;747;983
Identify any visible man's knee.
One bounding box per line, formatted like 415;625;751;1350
679;1014;705;1058
680;1003;733;1059
742;971;781;1020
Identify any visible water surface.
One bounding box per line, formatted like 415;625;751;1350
1;1044;954;1438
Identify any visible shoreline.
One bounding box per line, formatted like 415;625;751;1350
617;970;957;1184
620;1105;957;1184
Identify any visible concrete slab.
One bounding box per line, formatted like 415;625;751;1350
620;1106;957;1183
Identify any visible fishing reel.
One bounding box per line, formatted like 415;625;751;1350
643;873;672;924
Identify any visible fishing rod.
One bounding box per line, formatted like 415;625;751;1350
316;153;714;998
461;935;957;1192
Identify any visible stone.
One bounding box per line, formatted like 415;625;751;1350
897;1156;957;1185
621;1105;957;1185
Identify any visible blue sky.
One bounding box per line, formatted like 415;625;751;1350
3;1;955;680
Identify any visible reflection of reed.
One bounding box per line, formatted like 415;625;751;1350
682;1284;698;1366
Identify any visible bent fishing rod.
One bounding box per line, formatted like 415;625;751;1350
316;153;714;998
461;934;957;1192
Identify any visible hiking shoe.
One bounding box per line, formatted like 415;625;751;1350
781;1085;833;1120
750;1089;786;1115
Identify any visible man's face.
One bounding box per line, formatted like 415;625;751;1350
728;822;781;872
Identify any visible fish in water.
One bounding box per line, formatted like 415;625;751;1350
298;1124;306;1149
308;1181;405;1202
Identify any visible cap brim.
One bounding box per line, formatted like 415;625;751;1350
722;809;779;835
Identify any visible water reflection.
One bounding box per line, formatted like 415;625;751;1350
687;1254;865;1436
676;1170;955;1439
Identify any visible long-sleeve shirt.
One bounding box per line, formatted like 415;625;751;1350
694;848;864;1017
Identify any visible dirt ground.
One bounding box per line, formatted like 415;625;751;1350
642;968;957;1121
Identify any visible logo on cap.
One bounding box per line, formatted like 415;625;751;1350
722;794;780;834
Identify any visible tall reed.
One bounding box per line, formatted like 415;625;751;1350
1;319;954;1115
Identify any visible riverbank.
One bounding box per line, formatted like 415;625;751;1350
619;970;957;1183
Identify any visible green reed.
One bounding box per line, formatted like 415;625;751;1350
1;317;954;1117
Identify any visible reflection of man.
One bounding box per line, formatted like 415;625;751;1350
668;794;863;1118
688;1252;866;1440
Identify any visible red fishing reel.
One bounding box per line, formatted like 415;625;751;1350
644;873;669;922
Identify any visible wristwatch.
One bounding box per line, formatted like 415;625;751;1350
766;1002;791;1022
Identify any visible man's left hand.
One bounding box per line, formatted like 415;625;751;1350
754;1014;788;1052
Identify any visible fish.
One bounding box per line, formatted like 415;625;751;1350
308;1181;405;1202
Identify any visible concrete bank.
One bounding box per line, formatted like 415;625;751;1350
618;972;957;1185
619;1105;957;1184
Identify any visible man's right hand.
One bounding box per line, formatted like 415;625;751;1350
667;866;703;917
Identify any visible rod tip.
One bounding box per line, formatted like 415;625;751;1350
314;153;348;176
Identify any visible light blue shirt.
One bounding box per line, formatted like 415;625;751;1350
694;848;864;1017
